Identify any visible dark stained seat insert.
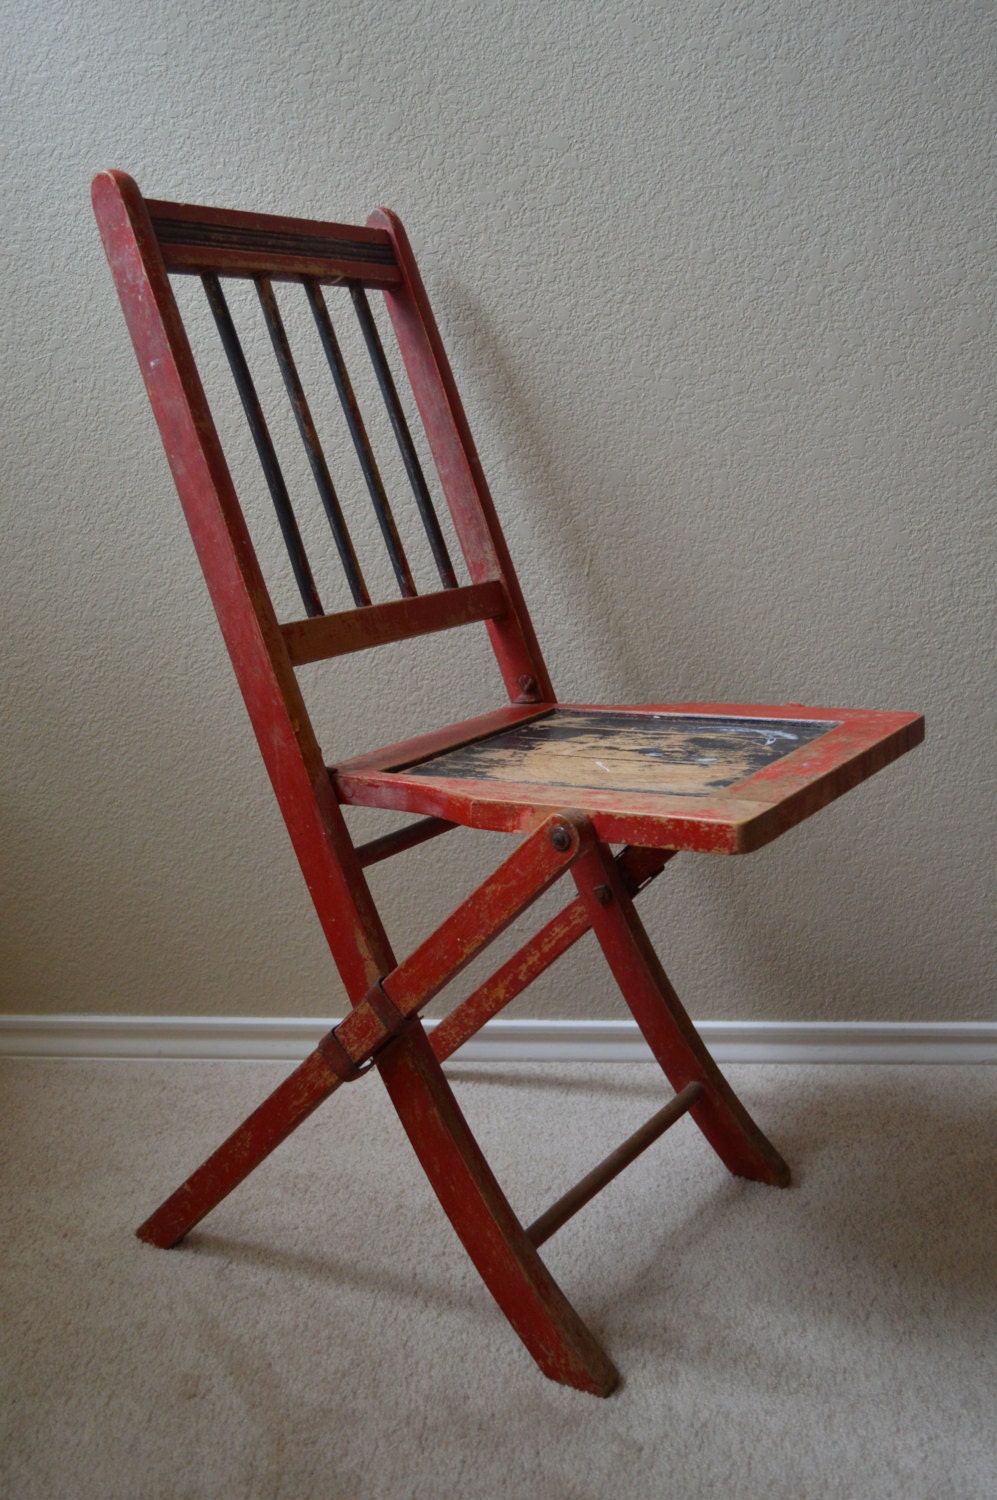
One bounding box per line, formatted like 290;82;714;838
401;709;839;797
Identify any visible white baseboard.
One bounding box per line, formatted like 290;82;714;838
0;1015;994;1064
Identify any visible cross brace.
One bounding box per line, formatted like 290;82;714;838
135;812;788;1395
526;1080;705;1247
137;810;593;1248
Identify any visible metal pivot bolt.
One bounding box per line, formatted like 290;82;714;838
593;884;612;906
549;823;573;852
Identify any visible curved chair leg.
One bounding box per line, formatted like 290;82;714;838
375;1021;620;1396
572;845;790;1188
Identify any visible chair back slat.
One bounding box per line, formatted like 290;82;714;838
369;207;554;702
348;284;459;592
202;271;325;617
94;171;552;701
255;276;371;607
304;279;417;598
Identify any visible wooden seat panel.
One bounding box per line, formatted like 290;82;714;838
333;701;924;854
400;707;838;797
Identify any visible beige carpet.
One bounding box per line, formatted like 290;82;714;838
1;1057;994;1499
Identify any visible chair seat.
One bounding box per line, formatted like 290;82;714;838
333;701;923;854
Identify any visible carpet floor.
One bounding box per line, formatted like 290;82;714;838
1;1058;994;1499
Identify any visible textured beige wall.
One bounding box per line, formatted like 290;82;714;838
2;0;993;1021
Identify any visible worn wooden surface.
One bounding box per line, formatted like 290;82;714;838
572;842;792;1187
354;815;456;869
334;702;924;854
280;581;508;664
373;1021;620;1396
430;844;675;1063
526;1081;705;1248
404;707;837;796
91;170;395;1002
147;196;402;285
381;812;590;1017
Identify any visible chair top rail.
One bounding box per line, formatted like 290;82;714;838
146;197;402;286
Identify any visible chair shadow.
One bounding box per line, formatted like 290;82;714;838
582;1066;997;1331
182;1067;995;1339
444;1062;673;1100
447;1061;997;1330
181;1228;483;1321
441;281;653;700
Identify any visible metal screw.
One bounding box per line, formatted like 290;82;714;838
549;824;573;852
593;884;612;906
518;674;536;694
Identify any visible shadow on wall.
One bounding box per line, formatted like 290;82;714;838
183;1064;996;1324
440;278;656;702
434;280;803;708
651;795;937;1022
431;281;939;1021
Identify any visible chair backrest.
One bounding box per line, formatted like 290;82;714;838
92;170;552;1001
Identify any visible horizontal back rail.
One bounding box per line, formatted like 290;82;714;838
280;580;508;665
147;198;402;286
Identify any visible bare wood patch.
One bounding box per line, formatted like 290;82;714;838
403;709;837;797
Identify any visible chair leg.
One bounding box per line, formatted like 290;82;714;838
572;845;791;1188
375;1021;621;1397
136;1041;351;1247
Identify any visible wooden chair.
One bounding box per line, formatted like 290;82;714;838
92;171;924;1396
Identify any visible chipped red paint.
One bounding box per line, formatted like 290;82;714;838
91;170;394;1003
382;811;590;1015
94;171;923;1395
333;701;924;854
431;845;675;1063
573;844;790;1185
135;1044;352;1248
280;580;508;664
369;207;555;704
146;193;402;285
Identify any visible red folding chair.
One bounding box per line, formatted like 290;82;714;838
92;171;924;1396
